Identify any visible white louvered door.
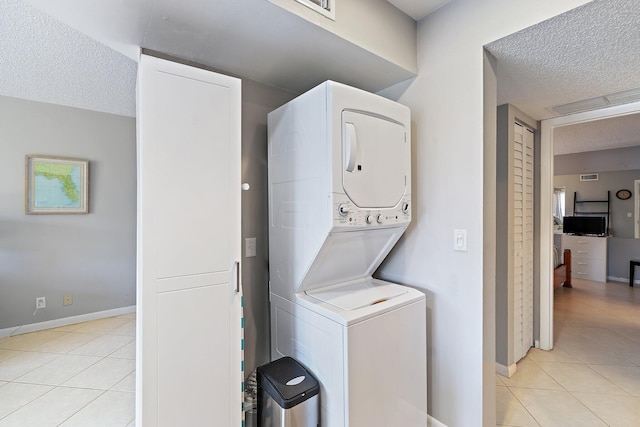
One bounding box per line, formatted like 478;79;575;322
513;123;534;362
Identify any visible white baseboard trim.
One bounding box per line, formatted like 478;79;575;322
0;326;20;340
0;305;136;339
608;276;640;285
496;362;517;378
427;414;447;427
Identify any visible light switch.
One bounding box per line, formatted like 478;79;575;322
245;237;257;258
454;229;467;252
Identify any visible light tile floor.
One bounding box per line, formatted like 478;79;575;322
0;313;135;426
497;278;640;426
5;280;639;426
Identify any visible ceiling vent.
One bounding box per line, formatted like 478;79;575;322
606;87;640;105
547;87;640;117
580;174;599;182
295;0;335;19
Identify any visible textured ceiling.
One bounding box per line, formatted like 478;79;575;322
0;0;137;117
4;0;640;155
486;0;640;122
553;112;640;155
486;0;640;155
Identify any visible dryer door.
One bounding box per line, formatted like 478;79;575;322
342;110;408;208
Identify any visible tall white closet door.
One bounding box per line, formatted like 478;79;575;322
137;55;242;427
513;123;534;362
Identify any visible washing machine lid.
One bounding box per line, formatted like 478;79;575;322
298;227;406;293
306;279;408;311
342;110;408;209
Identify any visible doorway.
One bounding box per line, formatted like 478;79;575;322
539;101;640;348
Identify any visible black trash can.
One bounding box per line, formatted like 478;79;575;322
257;357;320;427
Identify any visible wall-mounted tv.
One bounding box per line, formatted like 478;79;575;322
562;216;606;236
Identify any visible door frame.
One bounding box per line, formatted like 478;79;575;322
538;101;640;350
635;179;640;239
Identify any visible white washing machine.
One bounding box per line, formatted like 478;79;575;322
268;81;427;427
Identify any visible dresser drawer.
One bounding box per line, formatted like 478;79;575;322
561;235;607;260
572;258;607;282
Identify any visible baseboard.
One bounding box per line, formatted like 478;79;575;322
608;276;640;285
496;362;517;378
0;305;136;339
427;414;447;427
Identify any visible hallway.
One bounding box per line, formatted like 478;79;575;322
497;278;640;426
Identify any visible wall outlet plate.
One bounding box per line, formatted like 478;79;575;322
36;297;46;309
63;295;73;306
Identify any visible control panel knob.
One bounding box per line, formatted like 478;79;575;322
338;204;349;217
402;202;410;214
365;214;372;224
376;214;384;224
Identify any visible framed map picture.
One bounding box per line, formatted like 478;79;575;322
25;155;89;214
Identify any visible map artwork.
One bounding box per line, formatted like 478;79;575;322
26;155;88;214
33;161;82;208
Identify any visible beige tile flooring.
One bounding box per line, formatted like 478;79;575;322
497;278;640;426
0;313;135;426
4;279;639;426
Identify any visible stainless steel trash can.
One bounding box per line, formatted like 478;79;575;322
257;357;319;427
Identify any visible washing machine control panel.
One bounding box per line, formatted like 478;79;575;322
333;196;411;228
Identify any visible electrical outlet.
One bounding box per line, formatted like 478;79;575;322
36;297;46;309
63;295;73;306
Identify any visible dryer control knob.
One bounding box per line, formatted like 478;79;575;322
376;214;384;224
338;204;349;217
365;214;373;224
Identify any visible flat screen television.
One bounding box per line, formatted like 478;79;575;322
562;216;606;236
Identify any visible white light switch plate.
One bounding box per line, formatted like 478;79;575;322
454;229;467;252
245;237;257;258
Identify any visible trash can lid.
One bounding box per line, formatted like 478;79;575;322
257;357;320;409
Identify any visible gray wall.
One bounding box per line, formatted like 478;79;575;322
0;95;136;330
240;79;296;376
0;76;297;377
555;170;640;279
555;146;640;175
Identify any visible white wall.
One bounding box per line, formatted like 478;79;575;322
267;0;416;73
377;0;592;425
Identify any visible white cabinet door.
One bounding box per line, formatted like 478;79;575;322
137;54;242;427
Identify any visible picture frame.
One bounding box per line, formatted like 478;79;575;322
25;155;89;214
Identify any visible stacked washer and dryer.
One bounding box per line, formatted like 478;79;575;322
268;81;427;427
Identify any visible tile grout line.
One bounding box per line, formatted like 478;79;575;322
0;316;136;424
498;279;640;425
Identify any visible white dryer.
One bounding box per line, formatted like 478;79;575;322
268;81;427;427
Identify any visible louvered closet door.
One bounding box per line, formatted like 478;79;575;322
513;123;534;362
